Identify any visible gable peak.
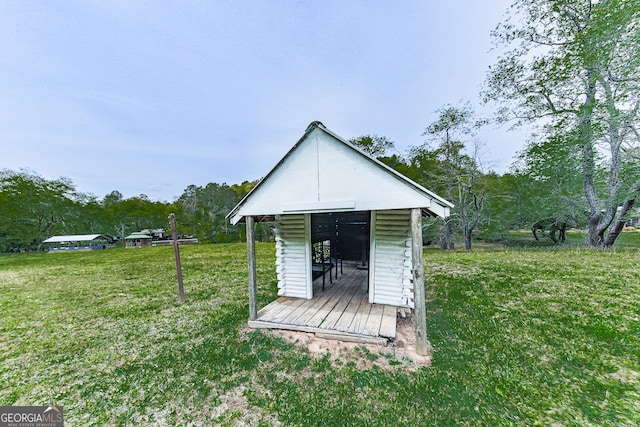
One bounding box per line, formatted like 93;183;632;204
306;121;325;132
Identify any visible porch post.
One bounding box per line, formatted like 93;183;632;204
246;216;258;320
411;208;430;356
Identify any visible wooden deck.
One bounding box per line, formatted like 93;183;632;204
248;264;397;344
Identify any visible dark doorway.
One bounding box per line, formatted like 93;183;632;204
311;211;371;266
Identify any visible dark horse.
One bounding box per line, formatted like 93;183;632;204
532;218;567;243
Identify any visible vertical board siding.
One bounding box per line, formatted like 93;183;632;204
371;209;414;308
275;214;311;299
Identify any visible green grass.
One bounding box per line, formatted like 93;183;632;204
503;229;640;249
1;244;639;425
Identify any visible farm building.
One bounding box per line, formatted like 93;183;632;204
124;232;153;248
140;228;166;239
43;234;113;252
227;121;452;352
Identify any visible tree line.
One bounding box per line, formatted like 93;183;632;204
413;0;640;249
0;169;268;252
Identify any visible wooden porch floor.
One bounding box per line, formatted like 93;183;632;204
248;264;397;344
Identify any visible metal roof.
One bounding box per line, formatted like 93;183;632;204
43;234;107;243
124;233;152;239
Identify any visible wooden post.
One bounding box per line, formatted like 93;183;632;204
246;216;258;321
169;213;185;302
411;208;430;356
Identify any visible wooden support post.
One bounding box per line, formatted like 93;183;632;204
169;213;185;302
246;216;258;321
411;208;430;356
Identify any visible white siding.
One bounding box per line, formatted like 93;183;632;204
275;214;312;299
370;210;414;308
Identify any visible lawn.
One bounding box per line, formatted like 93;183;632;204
505;229;640;249
1;243;639;426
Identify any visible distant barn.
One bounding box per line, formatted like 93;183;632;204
124;233;153;248
227;121;452;352
43;234;113;252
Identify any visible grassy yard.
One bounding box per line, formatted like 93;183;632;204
1;243;639;426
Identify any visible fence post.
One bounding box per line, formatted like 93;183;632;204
169;213;185;302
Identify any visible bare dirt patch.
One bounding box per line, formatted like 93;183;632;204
253;314;431;371
210;384;282;426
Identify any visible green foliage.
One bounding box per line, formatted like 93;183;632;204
175;181;259;243
102;195;175;240
0;170;260;252
415;102;488;250
0;169;79;251
1;244;639;425
484;0;640;247
474;172;518;241
349;134;396;158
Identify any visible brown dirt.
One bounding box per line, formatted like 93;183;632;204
254;313;432;371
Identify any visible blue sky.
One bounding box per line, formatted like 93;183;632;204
1;0;523;201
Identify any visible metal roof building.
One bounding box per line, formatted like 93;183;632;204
124;233;153;248
42;234;112;252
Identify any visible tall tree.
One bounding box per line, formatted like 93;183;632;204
98;194;172;240
175;181;258;242
0;169;79;251
416;103;487;250
476;172;521;242
484;0;640;247
513;132;587;233
102;190;124;207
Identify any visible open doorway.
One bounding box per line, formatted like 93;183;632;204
310;211;371;289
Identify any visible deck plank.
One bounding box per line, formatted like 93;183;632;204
266;297;306;323
318;285;359;330
362;304;385;336
249;320;388;345
307;267;362;328
253;265;397;341
305;283;352;327
258;297;299;322
379;304;397;338
346;299;372;334
283;283;344;326
333;290;365;332
289;265;354;326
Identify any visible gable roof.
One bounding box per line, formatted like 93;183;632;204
124;233;152;240
43;234;107;243
227;121;453;224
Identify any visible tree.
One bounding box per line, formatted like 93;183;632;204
0;169;79;251
349;135;396;158
484;0;640;247
102;190;124;207
415;103;487;250
175;181;258;242
97;194;172;241
476;172;520;242
512;132;587;234
0;167;263;251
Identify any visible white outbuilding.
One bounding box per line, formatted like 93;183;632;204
228;121;452;352
42;234;113;252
